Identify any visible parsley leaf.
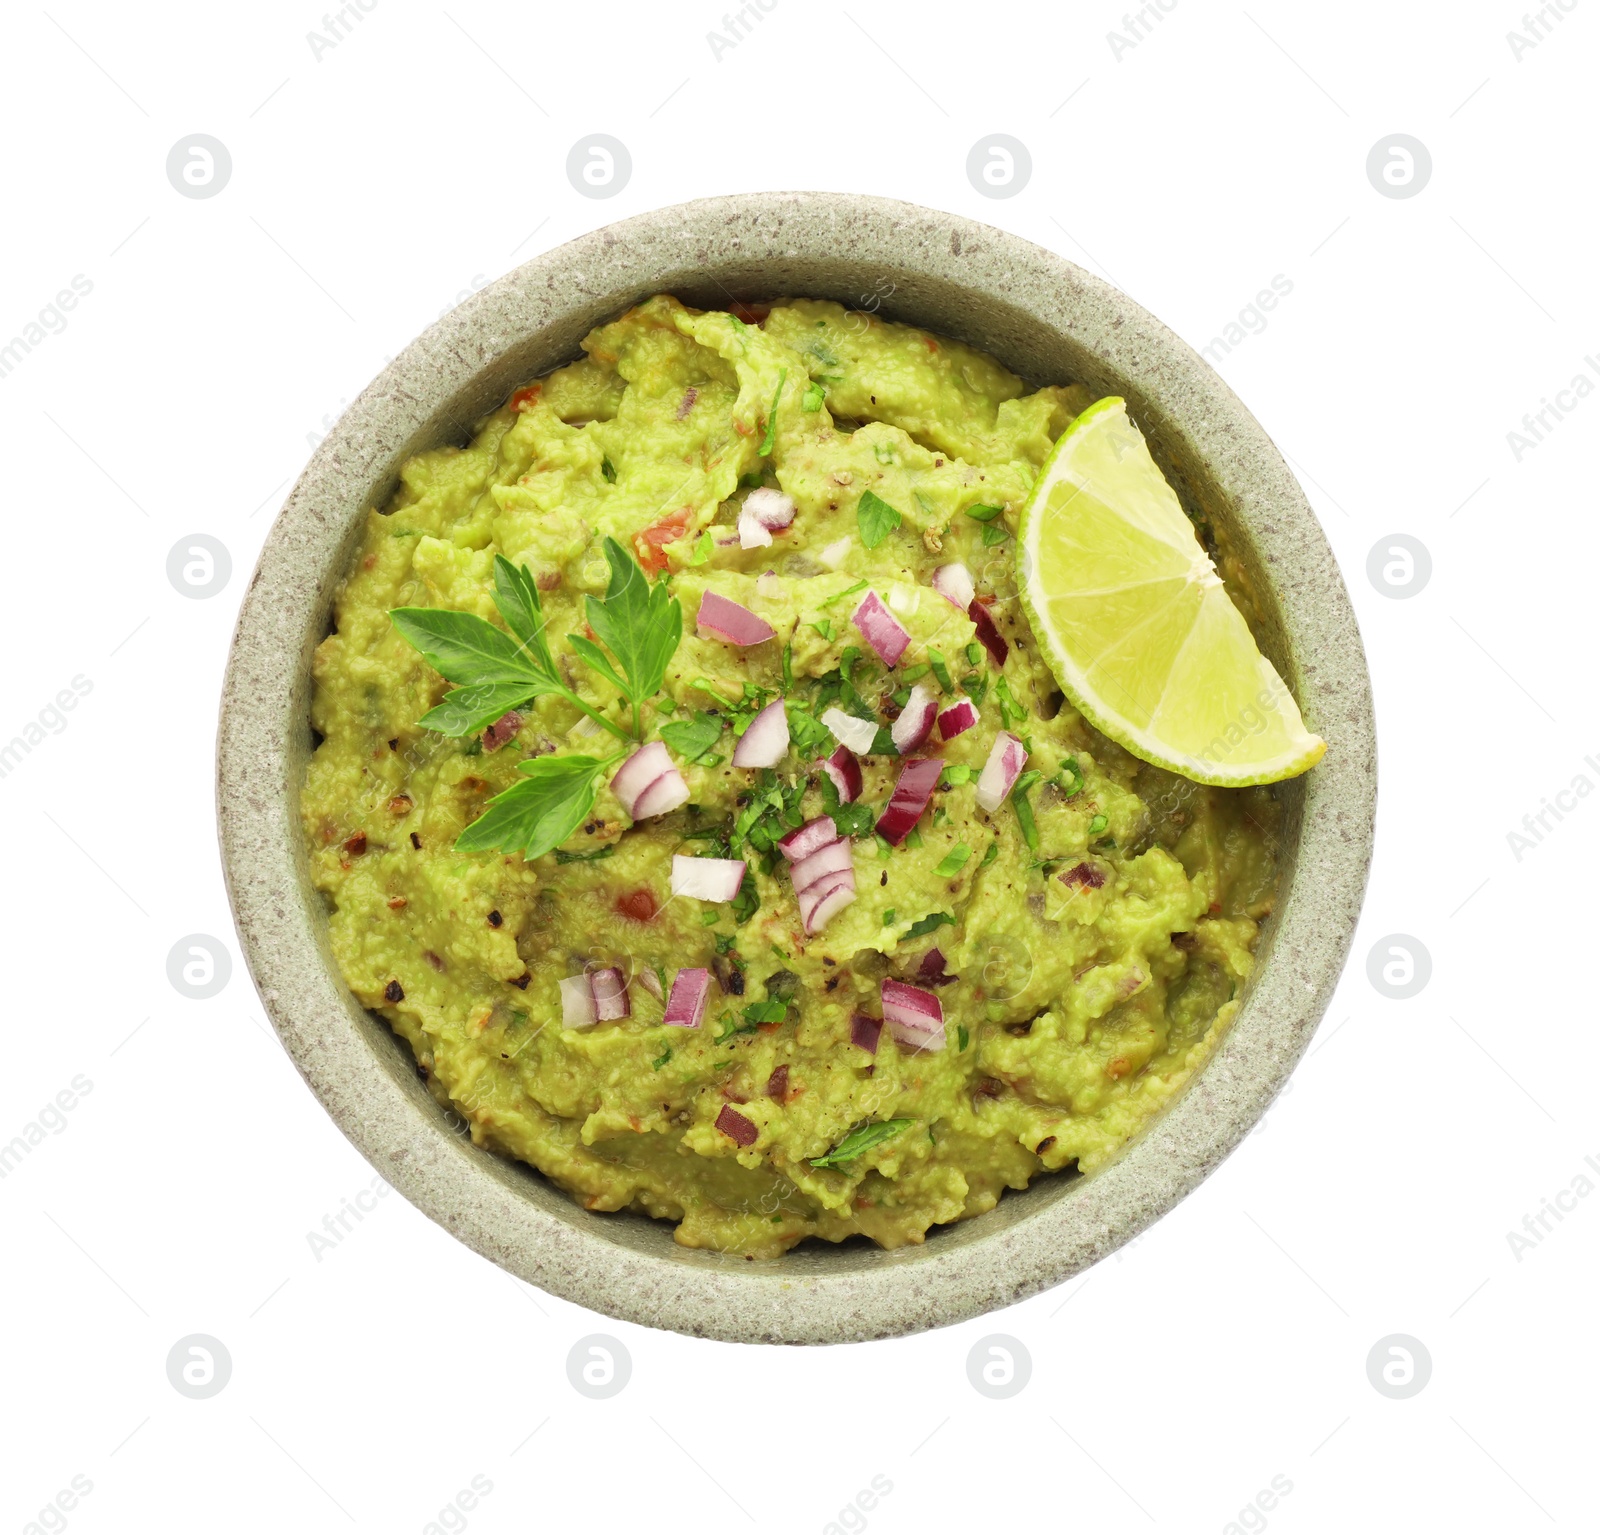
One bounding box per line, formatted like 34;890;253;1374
965;503;1004;522
981;522;1010;547
660;710;725;763
856;489;902;549
742;999;787;1025
995;676;1028;731
786;704;833;756
809;1119;913;1169
801;380;827;412
570;536;683;738
904;911;955;940
454;753;620;859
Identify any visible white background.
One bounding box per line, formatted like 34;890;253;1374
1;2;1594;1531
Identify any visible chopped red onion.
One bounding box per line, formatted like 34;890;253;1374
968;598;1008;667
745;486;795;530
936;698;978;741
731;697;790;768
791;838;853;895
560;974;597;1028
482;710;523;751
671;854;747;902
876;757;945;845
664;967;710;1028
930;562;975;611
737;504;773;549
975;732;1028;813
638;966;664;1001
821;707;878;755
821;743;862;802
817;537;852;569
632;767;690;819
890;683;938;753
696;590;777;646
1060;861;1106;890
715;1103;758;1146
800;876;856;934
590;967;630;1021
611;741;672;816
851;589;911;668
850;1011;883;1055
755;569;782;599
779;816;840;863
881;978;946;1051
917;947;947;981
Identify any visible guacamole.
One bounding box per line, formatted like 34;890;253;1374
303;295;1279;1259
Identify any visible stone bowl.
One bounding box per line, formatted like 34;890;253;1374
217;192;1375;1345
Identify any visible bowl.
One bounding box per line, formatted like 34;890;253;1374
217;191;1376;1345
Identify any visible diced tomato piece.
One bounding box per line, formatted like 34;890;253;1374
633;507;692;573
510;385;542;411
615;889;658;923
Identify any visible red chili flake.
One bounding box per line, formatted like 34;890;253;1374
616;889;658;923
1059;862;1106;890
387;794;413;815
487;910;503;928
510;384;542;411
675;387;698;420
383;980;404;1003
482;711;523;752
767;1065;790;1104
387;897;407;911
715;1104;758;1147
967;597;1009;668
535;569;563;591
423;951;445;972
342;832;367;855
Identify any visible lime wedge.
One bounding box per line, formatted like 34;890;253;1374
1016;397;1325;786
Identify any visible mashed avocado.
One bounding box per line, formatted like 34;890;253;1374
303;296;1280;1259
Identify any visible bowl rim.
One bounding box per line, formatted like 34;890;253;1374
217;190;1376;1345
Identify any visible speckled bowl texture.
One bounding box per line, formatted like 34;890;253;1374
218;192;1376;1345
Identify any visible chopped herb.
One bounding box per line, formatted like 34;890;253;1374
980;841;999;868
980;522;1009;547
811;617;835;641
903;828;923;850
700;909;722;927
460;736;483;757
742;998;787;1025
786;704;833;756
964;503;1004;522
1058;756;1085;798
964;642;983;667
856;489;902;549
601;457;617;483
900;663;930;684
782;642;794;690
714;933;737;955
738;470;765;488
809;1118;914;1169
928;649;954;693
651;1045;672;1070
869;726;897;756
691;677;738;706
882;909;897;926
1088;813;1109;837
828;800;877;839
935;843;972;876
659;711;725;763
941;763;973;787
1010;769;1044;854
904;911;955;940
995;676;1027;731
731;869;761;925
957;1025;970;1051
553;845;617;864
758;369;786;456
801;380;827;412
874;833;894;859
822;579;870;609
714;1012;759;1043
687;529;714;566
961;673;989;707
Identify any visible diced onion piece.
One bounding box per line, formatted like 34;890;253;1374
821;706;878;754
850;1011;883;1055
975;732;1028;812
851;589;911;668
800;875;856;934
968;597;1008;667
876;757;945;845
791;838;853;895
755;569;783;599
817;537;852;569
715;1103;758;1146
931;562;975;611
731;697;790;768
821;744;862;803
917;947;950;982
560;974;597;1028
671;854;747;902
638;966;664;1001
590;967;630;1021
890;683;938;753
664;967;710;1028
937;699;978;741
611;741;672;816
882;978;945;1051
697;590;777;646
778;816;840;863
737;504;773;549
745;486;796;530
632;767;690;819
